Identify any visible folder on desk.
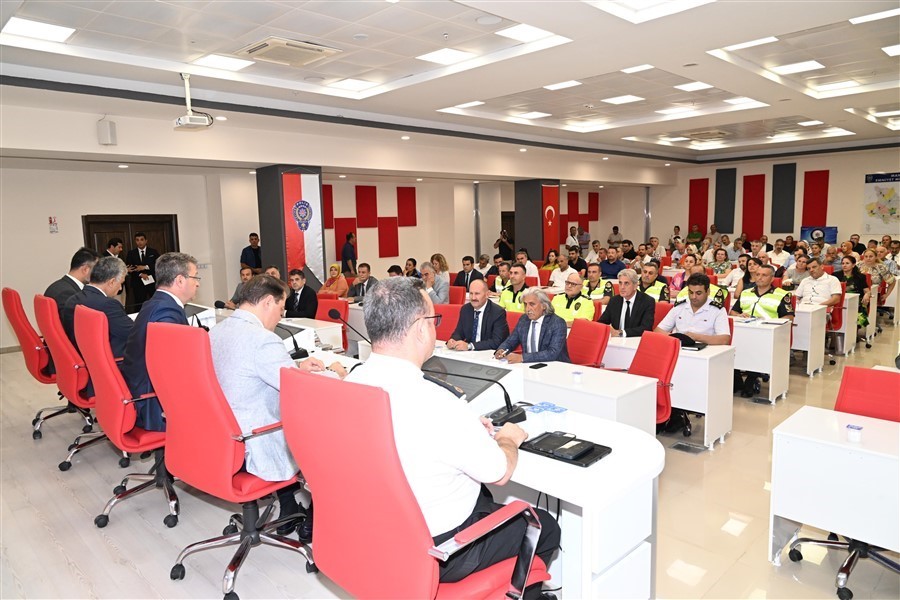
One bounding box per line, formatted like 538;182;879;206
521;431;611;467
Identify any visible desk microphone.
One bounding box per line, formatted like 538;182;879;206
275;323;309;360
327;308;370;344
214;301;226;309
420;368;525;426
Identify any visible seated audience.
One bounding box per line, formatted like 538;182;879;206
420;262;448;304
598;269;655;338
548;254;577;288
582;263;606;300
404;257;422;278
489;261;511;296
794;258;842;307
835;256;870;340
585;240;604;264
600;247;626;279
348;263;378;302
551;273;595;322
430;253;451;285
638;261;670;302
387;265;404;277
541;249;560;271
62;256;132;357
446;279;509;351
568;246;588;277
318;264;349;298
498;263;528;312
782;254;810;289
495;289;570;363
264;265;281;279
452;255;484;291
656;273;730;345
474;254;493;277
515;249;539;280
45;247;99;317
285;269;318;318
226;267;254;309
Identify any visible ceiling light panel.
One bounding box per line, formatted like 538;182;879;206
544;80;582;91
674;81;713;91
192;54;255;71
771;60;825;75
849;8;900;24
1;16;76;42
494;24;554;42
602;94;645;104
621;64;654;73
723;37;778;51
584;0;717;24
416;48;475;65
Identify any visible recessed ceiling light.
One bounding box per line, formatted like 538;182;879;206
723;37;779;51
385;0;399;3
661;136;690;142
621;64;654;74
822;127;854;135
675;81;713;92
328;78;377;91
249;171;256;175
476;15;503;26
771;60;825;75
724;96;757;105
882;44;900;57
543;80;582;91
872;110;900;118
416;178;423;182
766;132;799;139
401;135;410;140
656;106;697;115
417;48;475;65
339;175;347;178
517;111;551;119
814;81;859;92
454;100;484;109
118;164;129;169
1;17;75;42
215;116;228;121
798;120;824;126
602;157;609;160
494;24;553;42
621;136;638;141
192;54;254;71
585;0;717;24
665;163;671;166
849;8;900;24
473;180;480;184
602;94;644;105
598;185;604;189
519;148;527;152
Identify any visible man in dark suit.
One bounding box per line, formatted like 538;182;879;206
284;269;318;318
348;263;378;303
61;256;133;357
598;269;655;338
125;231;160;311
446;279;508;351
121;252;200;431
495;289;569;363
44;247;99;317
452;255;485;291
106;237;126;305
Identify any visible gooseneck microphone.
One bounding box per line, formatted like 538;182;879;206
275;323;309;360
328;308;371;344
420;368;526;426
214;301;226;309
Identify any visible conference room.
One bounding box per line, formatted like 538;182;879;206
1;1;898;599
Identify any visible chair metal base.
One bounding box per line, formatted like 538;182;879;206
95;449;179;528
58;431;118;471
170;497;315;597
32;395;93;439
790;536;900;600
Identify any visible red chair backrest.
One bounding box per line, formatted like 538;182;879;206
567;319;611;367
448;285;465;305
280;370;440;597
823;265;834;274
538;270;551;287
316;299;349;350
652;302;673;329
834;366;900;422
146;323;247;502
705;267;714;276
772;277;782;289
486;274;497;289
864;273;872;288
2;287;55;384
827;282;846;332
345;276;356;289
593;299;604;319
33;295;92;407
433;304;461;341
660;256;672;267
532;260;545;269
525;276;538;288
708;274;718;285
728;317;734;344
74;306;139;441
506;311;524;351
627;331;680;424
318;292;338;300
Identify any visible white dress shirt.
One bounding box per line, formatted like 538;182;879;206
524;261;539;280
795;273;841;304
549;266;577;288
65;274;85;290
526;315;544;353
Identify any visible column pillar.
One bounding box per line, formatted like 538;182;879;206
514;179;560;261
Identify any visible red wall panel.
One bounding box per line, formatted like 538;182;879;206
688;178;709;236
742;174;765;240
801;170;829;227
397;186;417;227
377;217;399;258
322;184;334;229
355;185;378;228
587;192;599;221
333;217;357;263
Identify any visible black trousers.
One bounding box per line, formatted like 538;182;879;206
432;485;561;584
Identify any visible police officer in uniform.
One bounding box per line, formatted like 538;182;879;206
552;273;595;322
582;263;606;301
638;261;670;302
498;262;529;313
656;273;731;345
729;264;794;397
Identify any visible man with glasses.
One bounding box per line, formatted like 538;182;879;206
121;252;201;431
495;289;569;363
347;277;560;582
551;273;595;323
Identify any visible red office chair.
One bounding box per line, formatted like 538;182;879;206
532;259;545;269
772;277;782;289
317;292;338;300
505;312;525;354
652;302;673;329
486;274;497;290
280;370;550;599
345;276;356;289
623;332;681;430
34;295;122;471
822;265;834;274
826;282;847;365
789;366;900;599
708;274;718;285
525;276;538;288
705;267;714;276
538;270;551;287
567;319;611;367
433;304;461;342
728;317;735;345
593;299;604;319
660;256;672;267
449;285;466;305
316;299;349;351
74;307;178;529
1;287;80;439
145;324;314;600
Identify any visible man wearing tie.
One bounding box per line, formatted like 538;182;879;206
494;289;569;364
599;269;655;338
446;279;509;351
348;263;378;303
284;269;318;319
125;232;159;311
452;255;485;291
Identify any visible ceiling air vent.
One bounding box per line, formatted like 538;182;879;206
688;129;730;141
235;37;341;67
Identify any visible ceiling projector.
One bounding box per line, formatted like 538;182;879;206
174;114;213;129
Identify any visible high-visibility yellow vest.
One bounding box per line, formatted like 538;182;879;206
737;286;792;319
499;284;528;312
639;279;670;302
551;293;595;322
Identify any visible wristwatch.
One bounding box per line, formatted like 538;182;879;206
467;342;474;351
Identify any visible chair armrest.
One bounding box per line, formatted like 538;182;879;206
231;421;283;442
123;392;157;405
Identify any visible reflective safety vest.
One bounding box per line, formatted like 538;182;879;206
499;284;528;312
639;279;670;302
582;280;606;299
675;283;725;306
551;293;595;322
737;286;792;319
494;277;509;293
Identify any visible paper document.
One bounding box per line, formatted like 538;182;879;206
142;275;155;286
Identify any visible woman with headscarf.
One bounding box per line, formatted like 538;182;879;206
318;263;349;297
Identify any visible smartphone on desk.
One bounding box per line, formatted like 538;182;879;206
529;363;548;369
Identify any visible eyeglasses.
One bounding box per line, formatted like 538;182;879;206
417;314;442;327
564;281;582;286
186;275;202;282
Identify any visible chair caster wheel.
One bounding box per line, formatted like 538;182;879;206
68;443;76;451
224;592;239;600
306;561;319;574
865;343;872;349
94;514;109;528
113;485;126;495
118;457;130;468
828;532;839;541
222;524;238;536
163;514;178;528
32;418;39;426
788;548;802;562
837;587;853;600
58;461;71;471
682;426;691;437
32;430;42;440
82;424;93;434
140;451;152;459
170;564;185;580
829;359;836;365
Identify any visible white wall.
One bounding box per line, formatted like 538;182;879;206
0;167;217;348
218;174;261;295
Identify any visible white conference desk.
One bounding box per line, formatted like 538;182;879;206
790;304;826;376
495;410;665;598
865;289;879;342
346;302;367;356
730;318;791;403
601;338;735;449
835;293;860;355
281;317;344;352
769;406;899;565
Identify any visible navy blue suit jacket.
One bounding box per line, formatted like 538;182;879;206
450;300;509;350
452;269;484;291
62;286;133;358
499;312;570;363
284;285;318;318
44;276;81;318
598;292;655;338
121;291;187;431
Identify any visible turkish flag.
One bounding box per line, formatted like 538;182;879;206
541;185;560;256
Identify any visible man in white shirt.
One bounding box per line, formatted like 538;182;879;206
515;250;539;280
585;239;605;264
726;237;744;261
648;236;665;259
794;257;842;307
656;273;730;345
549;254;578;288
767;238;790;267
565;225;579;250
721;254;749;289
346;277;560;582
708;224;722;244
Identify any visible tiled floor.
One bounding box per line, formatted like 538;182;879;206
1;321;898;599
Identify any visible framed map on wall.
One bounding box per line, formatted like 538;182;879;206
862;173;899;234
